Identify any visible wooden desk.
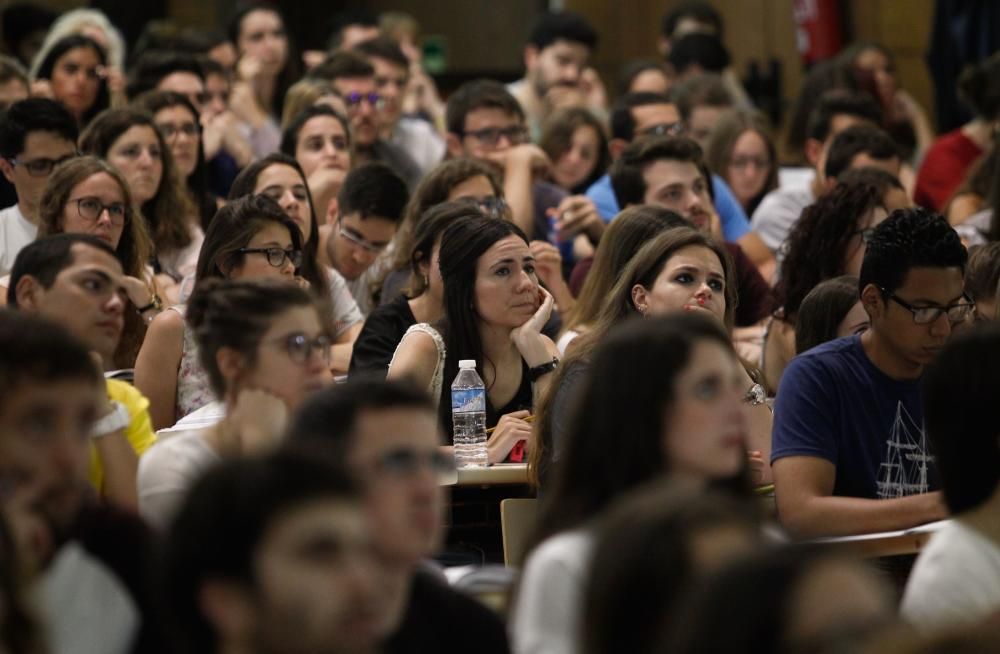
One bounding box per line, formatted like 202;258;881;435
455;463;529;486
807;520;948;558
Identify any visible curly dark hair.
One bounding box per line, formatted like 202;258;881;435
859;207;968;295
777;177;890;318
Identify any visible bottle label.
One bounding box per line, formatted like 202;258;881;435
451;388;485;413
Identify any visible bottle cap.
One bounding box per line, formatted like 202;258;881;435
458;359;476;369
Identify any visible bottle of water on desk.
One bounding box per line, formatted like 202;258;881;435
452;359;488;468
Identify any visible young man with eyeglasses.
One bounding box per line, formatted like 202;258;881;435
354;37;445;177
772;208;969;538
326;162;409;316
0;97;78;275
310;51;422;189
287;378;511;654
8;234;157;511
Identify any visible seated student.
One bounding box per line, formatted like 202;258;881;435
771;207;970;538
746;168;906;393
538;106;609;196
705;109;779;217
228;153;363;371
532;227;772;489
512;313;752;654
8;234;156;510
609;135;774;326
135;195;306;430
30;156;161;368
751;92;883;255
280;104;352;229
901;324;1000;631
287;379;511;653
350;201;474;375
0;98;78;277
558;205;687;352
582;483;761;654
671;72;737;150
794;275;869;355
388;214;560;464
137;278;332;530
0;311;159;653
162;451;381;654
947;146;998;229
322;162;409;316
445;79;602;258
670;547;895;654
964;243;1000;321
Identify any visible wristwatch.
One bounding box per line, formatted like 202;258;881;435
91;401;131;439
528;357;559;382
136;294;162;314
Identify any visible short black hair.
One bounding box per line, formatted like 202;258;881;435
337;162;409;224
667;33;730;76
806;91;883;143
126;50;205;99
610;136;705;207
859;207;967;296
661;1;723;39
326;9;378;50
823;124;898;180
527;11;598;51
0;97;78;158
0;310;100;401
353;36;408;70
672;73;734;121
7;234;116;308
287;377;436;450
445;79;525;136
308;50;374;83
162;450;361;653
610;92;674;142
923;323;1000;514
280;104;351;156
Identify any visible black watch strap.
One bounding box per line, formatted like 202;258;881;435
528;357;559;382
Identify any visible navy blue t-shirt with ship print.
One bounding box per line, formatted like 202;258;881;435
772;335;939;499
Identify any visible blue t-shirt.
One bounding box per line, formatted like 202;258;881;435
772;335;938;500
584;173;751;242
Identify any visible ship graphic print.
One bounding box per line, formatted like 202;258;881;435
877;401;933;499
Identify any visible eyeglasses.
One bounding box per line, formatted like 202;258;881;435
730;156;771;170
470;196;507;219
343;92;384;111
372;447;456;483
879;287;976;324
461;125;529;147
637;121;686;138
157;122;199;140
337;222;388;255
70;196;128;226
7;153;76;177
268;332;332;364
237;247;302;268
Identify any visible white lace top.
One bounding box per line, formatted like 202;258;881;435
389;323;446;405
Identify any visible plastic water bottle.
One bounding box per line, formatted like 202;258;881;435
452;359;488;468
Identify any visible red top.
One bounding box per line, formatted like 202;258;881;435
914;129;984;211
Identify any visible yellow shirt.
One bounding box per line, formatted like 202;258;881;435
88;379;157;494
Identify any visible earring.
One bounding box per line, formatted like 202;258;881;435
422;274;429;286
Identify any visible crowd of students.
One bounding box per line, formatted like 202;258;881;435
0;1;999;652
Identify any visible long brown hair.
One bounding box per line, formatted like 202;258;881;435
530;227;737;487
704;109;778;214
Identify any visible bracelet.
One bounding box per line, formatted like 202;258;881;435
528;357;559;382
744;382;767;406
136;294;162;314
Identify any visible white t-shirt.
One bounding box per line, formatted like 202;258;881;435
510;528;593;654
0;203;36;276
750;187;815;258
137;428;220;531
901;519;1000;632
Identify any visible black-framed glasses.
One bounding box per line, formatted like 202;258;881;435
637;121;686;138
70;196;128;226
461;125;529;147
7;153;77;177
157;122;199;140
343;92;384;111
337;222;388;255
237;247;302;269
268;332;332;364
879;287;975;324
372;447;457;483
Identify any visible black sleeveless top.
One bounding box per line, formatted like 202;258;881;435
485;359;533;462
